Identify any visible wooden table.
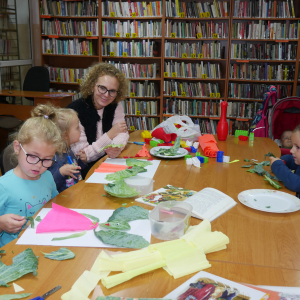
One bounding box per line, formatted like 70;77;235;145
1;131;300;298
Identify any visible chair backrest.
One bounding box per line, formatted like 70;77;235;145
0;144;17;175
23;66;50;101
0;115;23;130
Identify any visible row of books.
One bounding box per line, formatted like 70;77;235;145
102;1;163;17
163;99;260;119
122;99;158;116
231;42;298;60
125;116;159;131
0;39;14;55
106;61;158;79
165;41;225;59
164;61;221;79
232;20;300;40
230;63;295;81
42;38;94;56
228;83;293;99
165;20;228;39
41;19;99;36
40;0;98;16
165;0;228;18
102;39;158;57
102;20;162;38
128;81;159;97
44;65;91;83
163;81;221;98
233;0;296;18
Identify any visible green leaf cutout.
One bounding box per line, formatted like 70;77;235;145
0;248;38;287
52;231;86;241
0;294;32;300
263;175;282;189
26;217;34;228
99;221;131;231
246;169;255;173
80;213;99;224
42;248;75;261
242;165;252;168
35;216;42;222
105;166;146;181
244;158;250;162
0;250;5;254
126;158;152;167
265;152;275;159
108;205;149;222
99;144;125;153
104;179;140;198
94;230;149;249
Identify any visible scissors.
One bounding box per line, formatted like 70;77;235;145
127;141;145;145
29;285;61;300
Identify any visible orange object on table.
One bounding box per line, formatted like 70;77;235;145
94;162;128;173
198;134;219;157
135;144;151;158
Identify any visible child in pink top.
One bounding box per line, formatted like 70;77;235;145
68;63;129;178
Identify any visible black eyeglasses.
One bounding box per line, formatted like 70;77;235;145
95;84;119;97
20;143;56;168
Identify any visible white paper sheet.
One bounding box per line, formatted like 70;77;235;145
17;208;151;248
85;158;161;184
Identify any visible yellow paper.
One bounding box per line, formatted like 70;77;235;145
181;219;211;243
157;240;196;261
148;239;184;252
101;260;166;289
13;283;24;293
64;286;89;300
90;251;112;276
111;248;150;260
191;232;229;253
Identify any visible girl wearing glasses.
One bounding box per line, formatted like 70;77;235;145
0;104;63;247
68;63;129;178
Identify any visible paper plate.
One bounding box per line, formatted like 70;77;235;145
238;189;300;213
150;146;188;159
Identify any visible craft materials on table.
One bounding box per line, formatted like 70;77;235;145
198;134;219;157
29;285;61;300
86;158;160;184
17;208;151;248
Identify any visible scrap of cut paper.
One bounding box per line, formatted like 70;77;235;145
60;219;229;300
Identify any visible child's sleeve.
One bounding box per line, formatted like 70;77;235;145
271;160;300;192
48;164;65;195
280;154;298;170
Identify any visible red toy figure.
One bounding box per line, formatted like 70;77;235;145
217;101;228;141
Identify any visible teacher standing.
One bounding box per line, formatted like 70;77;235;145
68;63;129;178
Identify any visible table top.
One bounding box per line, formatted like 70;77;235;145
0;89;74;99
1;131;300;298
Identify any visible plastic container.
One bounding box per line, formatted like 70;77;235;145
149;201;192;240
124;175;154;196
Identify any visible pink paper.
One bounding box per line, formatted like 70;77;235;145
36;203;98;233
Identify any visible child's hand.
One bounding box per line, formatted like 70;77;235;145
0;214;26;233
269;156;281;165
105;147;122;158
78;150;87;164
60;164;81;179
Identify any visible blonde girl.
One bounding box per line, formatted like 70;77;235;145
0;104;63;247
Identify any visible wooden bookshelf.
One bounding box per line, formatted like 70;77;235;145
38;0;300;133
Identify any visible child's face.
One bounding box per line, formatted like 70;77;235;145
13;139;57;180
67;116;81;146
281;131;293;148
290;132;300;165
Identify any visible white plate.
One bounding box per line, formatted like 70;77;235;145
150;146;188;159
238;189;300;213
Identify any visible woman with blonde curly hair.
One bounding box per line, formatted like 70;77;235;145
68;62;129;178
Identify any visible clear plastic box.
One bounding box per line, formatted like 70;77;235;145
124;175;154;196
149;201;192;240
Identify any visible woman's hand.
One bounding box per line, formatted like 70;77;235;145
269;157;281;165
105;147;122;158
78;150;87;164
106;120;128;140
0;214;26;233
59;164;81;179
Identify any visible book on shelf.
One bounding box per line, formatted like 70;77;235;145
125;116;159;131
135;185;237;221
233;0;296;18
164;271;268;300
122;99;158;115
128;81;159;97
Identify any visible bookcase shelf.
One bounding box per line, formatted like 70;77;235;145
39;0;300;133
42;35;99;39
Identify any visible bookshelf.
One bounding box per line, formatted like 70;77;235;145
39;0;300;134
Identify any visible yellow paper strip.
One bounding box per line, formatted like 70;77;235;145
111;248;150;260
181;219;211;243
225;159;240;164
157;241;196;261
148;239;184;252
190;232;229;253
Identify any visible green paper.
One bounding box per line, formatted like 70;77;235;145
104;179;140;198
35;216;42;222
99;144;125;153
126;158;152;167
26;217;34;228
0;248;38;287
264;175;282;189
81;213;99;224
242;165;252;168
52;231;86;241
108;205;149;222
94;230;149;249
0;294;32;300
42;248;75;260
105;166;146;181
99;221;131;231
0;250;5;254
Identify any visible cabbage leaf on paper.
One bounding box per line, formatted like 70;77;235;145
42;248;75;261
126;158;152;167
107;205;149;222
104;180;140;198
99;221;131;231
105;166;146;181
